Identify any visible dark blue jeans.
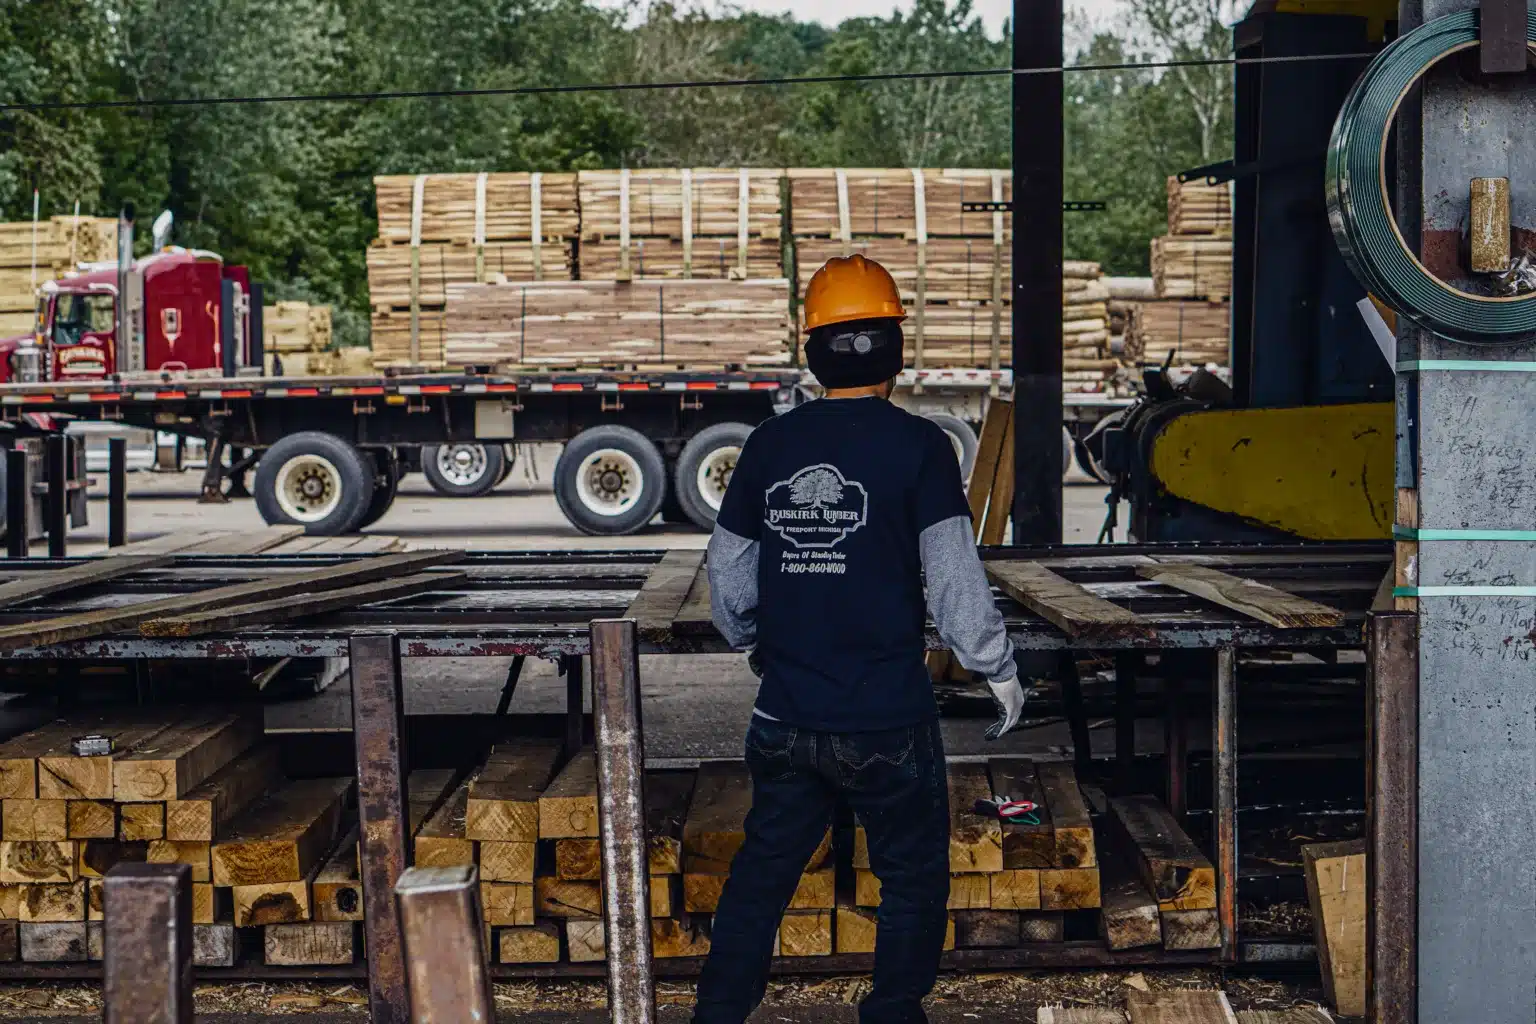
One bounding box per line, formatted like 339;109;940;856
692;716;950;1024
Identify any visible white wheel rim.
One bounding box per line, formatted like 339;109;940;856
436;444;488;487
943;429;966;466
694;445;741;513
575;448;645;517
274;454;344;524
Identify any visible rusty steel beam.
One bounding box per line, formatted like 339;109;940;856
349;632;411;1024
395;865;495;1021
103;862;192;1024
590;618;656;1024
1213;647;1238;963
1368;612;1417;1024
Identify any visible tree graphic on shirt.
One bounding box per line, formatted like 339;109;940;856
789;468;844;509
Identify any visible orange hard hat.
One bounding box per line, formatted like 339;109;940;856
802;254;906;333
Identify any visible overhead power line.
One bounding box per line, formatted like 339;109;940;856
0;50;1382;115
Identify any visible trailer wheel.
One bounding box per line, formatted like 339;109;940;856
496;444;517;484
422;443;505;497
254;432;376;535
358;459;400;530
674;423;753;530
925;413;979;480
554;426;666;536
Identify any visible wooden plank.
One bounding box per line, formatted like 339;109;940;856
952;909;1020;948
985;561;1154;642
145;840;211;883
1233;1012;1332;1024
650;873;677;918
538;748;599;839
193;923;239;967
989;869;1041;910
76;840;147;880
1037;1011;1127;1024
481;840;538;883
165;743;283;842
651;917;711;958
979;403;1016;545
790;868;835;910
481;882;535;926
990;759;1055;868
1138;562;1344;628
0;885;19;919
1035;763;1096;869
66;801;115;840
498;922;561;963
465;739;563;842
180;525;306;555
19;921;89;962
674;569;713;629
118;803;164;842
139;570;462;638
1098;843;1161;951
312;827;363;923
683;871;726;913
623;550;705;639
37;715;177;800
263;922;356;966
1161;908;1220;950
947;762;1003;872
682;761;752;871
565;919;606;963
835;904;878;954
111;710;262;800
18;881;85;922
534;876;601;919
0;555;171;607
854;869;881;908
210;777;351;886
104;530;219;555
779;910;832;956
1303;839;1366;1017
968;397;1011;530
947;872;991;910
1041;868;1101;910
1020;911;1066;942
1109;794;1215;911
554;838;601;881
414;777;473;867
0;841;77;883
190;882;218;926
1124;989;1238;1024
0;549;465;651
3;800;67;841
233;880;310;926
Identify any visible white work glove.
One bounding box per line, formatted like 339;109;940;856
984;673;1033;741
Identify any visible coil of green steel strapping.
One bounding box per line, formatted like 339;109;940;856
1326;9;1536;345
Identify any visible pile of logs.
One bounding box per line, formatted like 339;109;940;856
1062;262;1118;395
0;217;117;337
1123;300;1230;367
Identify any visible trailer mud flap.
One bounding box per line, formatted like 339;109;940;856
474;400;516;440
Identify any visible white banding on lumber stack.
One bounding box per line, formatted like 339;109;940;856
409;174;427;364
835;170;852;258
529;173;544;282
911;167;928;373
737;168;750;280
618;168;632;281
681;168;693;278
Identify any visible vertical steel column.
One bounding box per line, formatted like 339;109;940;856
349;633;410;1024
108;437;127;549
6;448;26;559
589;618;655;1024
1368;612;1417;1024
45;434;66;558
564;654;586;755
1212;647;1237;962
1163;669;1186;820
395;865;495;1021
1057;650;1091;775
1113;652;1138;788
1009;0;1064;542
103;862;192;1024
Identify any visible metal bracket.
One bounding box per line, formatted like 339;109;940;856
1178;152;1325;185
600;394;624;412
352;400;377;416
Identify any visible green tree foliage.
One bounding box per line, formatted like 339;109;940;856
0;0;1232;340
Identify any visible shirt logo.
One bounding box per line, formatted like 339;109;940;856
764;464;868;549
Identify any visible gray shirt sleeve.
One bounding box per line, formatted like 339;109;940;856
707;525;759;650
920;514;1017;683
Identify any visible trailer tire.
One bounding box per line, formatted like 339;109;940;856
554;426;667;536
497;444;517;484
674;422;754;530
254;432;376;535
422;443;505;497
925;413;979;481
358;459;400;530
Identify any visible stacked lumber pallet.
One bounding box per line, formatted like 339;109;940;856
576;169;785;282
1167;175;1233;236
0;217;118;336
263;301;332;355
1123;300;1229;367
1061;262;1120;396
368;173;580;369
1150;177;1232;300
442;279;793;369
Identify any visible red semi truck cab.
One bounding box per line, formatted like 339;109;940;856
0;248;254;384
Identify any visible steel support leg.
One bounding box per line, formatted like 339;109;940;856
1164;666;1187;820
395;865;495;1021
1368;612;1418;1024
564;654;586;755
108;437;127;548
198;436;229;504
45;434;66;557
1114;652;1137;789
495;654;527;716
349;633;410;1024
6;448;26;559
590;618;655;1024
1057;650;1091;776
103;862;192;1024
1213;647;1237;963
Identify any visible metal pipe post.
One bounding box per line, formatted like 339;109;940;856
1163;670;1186;820
1368;612;1417;1024
1057;650;1091;776
5;448;26;558
108;437;127;548
1113;652;1137;788
349;633;411;1024
1212;647;1237;962
395;865;495;1022
589;618;655;1024
565;654;586;755
45;434;66;558
103;862;193;1024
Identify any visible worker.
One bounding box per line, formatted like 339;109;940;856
693;254;1027;1024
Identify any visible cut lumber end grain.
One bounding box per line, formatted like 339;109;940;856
263;922;357;966
644;769;694;876
538;749;599;838
652;916;711;958
234;881;311;926
1137;562;1344;628
953;909;1022;948
210;777;351;887
66;801;116;840
146;840;211;883
683;872;726;914
1303;839;1366;1017
0;841;77;884
77;840;148;880
482;882;536;926
19;880;86;922
789;867;835;910
414;775;473;867
111;711;262;801
465;739;563;842
165;742;283;842
2;800;67;841
499;922;562;963
1035;762;1096;869
650;874;678;919
482;840;538;883
118;802;165;842
1160;907;1221;950
836;905;878;954
989;869;1041;911
192;923;240;967
1041;868;1102;910
778;910;832;957
1098;843;1162;951
534;876;602;919
554;838;601;881
854;869;882;908
565;919;606;963
19;921;89;962
947;872;991;911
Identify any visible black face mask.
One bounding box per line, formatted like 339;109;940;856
805;318;905;389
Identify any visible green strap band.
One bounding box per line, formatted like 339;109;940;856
1393;526;1536;541
1394;586;1536;597
1397;360;1536;372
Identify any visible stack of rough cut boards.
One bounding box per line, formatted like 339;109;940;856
1130;177;1231;370
0;217;118;337
0;706;384;969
